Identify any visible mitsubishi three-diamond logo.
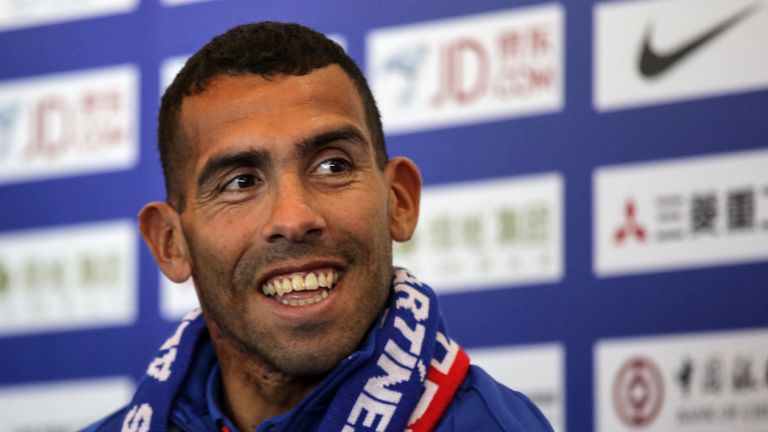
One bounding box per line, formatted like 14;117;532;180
614;199;647;244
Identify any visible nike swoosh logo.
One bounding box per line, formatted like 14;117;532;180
638;3;761;79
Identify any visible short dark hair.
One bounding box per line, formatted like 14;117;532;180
158;22;387;209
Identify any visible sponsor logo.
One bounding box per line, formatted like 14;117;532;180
0;0;139;32
594;149;768;276
639;3;761;79
0;220;137;335
0;377;133;430
367;3;563;134
596;328;768;432
470;344;565;431
594;0;768;111
614;199;648;244
0;65;139;185
613;357;665;428
393;173;563;293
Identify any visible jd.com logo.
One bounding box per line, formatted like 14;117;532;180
368;3;563;134
0;65;138;185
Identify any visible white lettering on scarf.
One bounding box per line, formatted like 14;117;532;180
146;309;201;382
344;278;431;430
121;403;152;432
431;332;459;374
406;331;460;425
394;283;429;322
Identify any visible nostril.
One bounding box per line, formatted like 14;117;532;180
266;226;323;244
304;227;323;239
263;209;325;242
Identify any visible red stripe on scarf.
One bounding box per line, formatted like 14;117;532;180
407;346;470;432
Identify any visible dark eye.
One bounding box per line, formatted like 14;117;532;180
316;158;351;175
222;174;258;191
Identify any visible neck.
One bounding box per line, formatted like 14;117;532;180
209;323;321;431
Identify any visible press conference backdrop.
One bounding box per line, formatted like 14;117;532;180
0;0;766;430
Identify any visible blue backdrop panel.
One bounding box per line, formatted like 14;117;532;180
0;1;766;430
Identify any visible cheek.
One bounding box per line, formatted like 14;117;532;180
335;194;390;240
200;209;262;251
186;219;251;279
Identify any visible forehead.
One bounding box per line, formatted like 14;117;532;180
177;65;369;166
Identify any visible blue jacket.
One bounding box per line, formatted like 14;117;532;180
83;330;553;432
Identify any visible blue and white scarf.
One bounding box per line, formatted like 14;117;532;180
119;268;469;432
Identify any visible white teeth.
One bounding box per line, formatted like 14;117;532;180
291;275;305;291
261;269;339;299
306;273;318;290
278;291;327;307
266;282;276;296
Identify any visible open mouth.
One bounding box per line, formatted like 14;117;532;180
261;268;340;307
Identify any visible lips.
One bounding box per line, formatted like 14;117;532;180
261;268;340;307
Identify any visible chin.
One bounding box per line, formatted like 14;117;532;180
268;345;351;377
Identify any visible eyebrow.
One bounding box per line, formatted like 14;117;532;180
195;126;369;191
196;149;270;190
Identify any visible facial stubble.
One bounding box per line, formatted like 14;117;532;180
190;233;393;378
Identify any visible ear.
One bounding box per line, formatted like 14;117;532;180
385;157;422;242
138;202;192;283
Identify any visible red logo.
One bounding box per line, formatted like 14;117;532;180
430;25;557;108
28;89;127;160
613;356;664;428
615;199;647;244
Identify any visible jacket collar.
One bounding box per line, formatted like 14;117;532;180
171;319;380;431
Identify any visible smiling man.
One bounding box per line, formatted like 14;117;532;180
84;22;553;432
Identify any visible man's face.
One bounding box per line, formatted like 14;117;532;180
176;66;394;376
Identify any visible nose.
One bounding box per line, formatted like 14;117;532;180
262;175;326;243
